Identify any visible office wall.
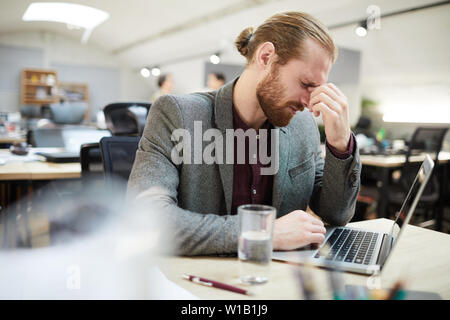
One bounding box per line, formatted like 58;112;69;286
50;63;120;121
330;5;450;141
328;47;361;126
0;44;44;112
0;31;151;115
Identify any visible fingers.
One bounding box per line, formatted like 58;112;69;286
308;221;326;232
310;86;348;116
310;92;342;115
310;85;346;109
294;210;324;225
310;102;338;119
273;210;327;250
309;215;324;227
327;82;346;99
307;231;326;244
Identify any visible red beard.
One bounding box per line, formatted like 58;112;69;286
256;65;306;127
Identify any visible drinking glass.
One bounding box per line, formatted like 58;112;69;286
238;204;276;285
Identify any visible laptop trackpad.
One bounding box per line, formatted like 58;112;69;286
272;245;317;263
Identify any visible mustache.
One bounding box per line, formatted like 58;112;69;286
285;101;307;111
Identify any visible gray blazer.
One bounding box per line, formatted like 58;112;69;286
127;80;361;256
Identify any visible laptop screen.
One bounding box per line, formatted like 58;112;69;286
389;154;435;239
62;129;111;153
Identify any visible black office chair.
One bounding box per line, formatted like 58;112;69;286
103;103;151;136
354;116;374;138
385;127;448;229
99;136;140;195
80;143;104;188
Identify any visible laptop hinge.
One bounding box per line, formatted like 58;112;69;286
376;234;393;266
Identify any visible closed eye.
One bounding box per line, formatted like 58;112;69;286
301;81;320;89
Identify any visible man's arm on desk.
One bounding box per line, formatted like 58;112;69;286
127;95;239;256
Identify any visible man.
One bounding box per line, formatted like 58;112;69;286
128;12;361;256
207;72;226;90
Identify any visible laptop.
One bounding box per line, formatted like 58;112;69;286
35;128;111;163
272;154;435;275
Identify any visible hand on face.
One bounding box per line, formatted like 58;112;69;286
308;83;351;152
273;210;326;250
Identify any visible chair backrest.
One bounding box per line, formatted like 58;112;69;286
407;127;448;157
103;103;151;136
80;142;104;187
99;136;140;187
400;127;448;194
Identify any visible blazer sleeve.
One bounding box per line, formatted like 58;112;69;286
127;95;239;256
308;132;361;226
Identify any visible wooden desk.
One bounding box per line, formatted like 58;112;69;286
0;149;81;246
0;149;81;181
158;218;450;300
0;161;81;181
360;151;450;168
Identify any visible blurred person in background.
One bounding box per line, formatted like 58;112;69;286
151;73;174;103
207;72;226;90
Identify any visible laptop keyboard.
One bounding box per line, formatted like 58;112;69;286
314;228;379;265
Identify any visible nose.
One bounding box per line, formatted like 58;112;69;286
300;88;313;107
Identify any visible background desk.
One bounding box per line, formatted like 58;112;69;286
0;160;80;181
0;148;81;213
0;149;81;248
360;151;450;168
0;149;81;181
159;218;450;299
360;151;450;219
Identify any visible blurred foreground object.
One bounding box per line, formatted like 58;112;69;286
0;177;180;299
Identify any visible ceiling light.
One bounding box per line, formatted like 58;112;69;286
210;53;221;65
22;2;109;43
23;2;109;29
355;21;368;37
140;67;150;78
151;67;161;77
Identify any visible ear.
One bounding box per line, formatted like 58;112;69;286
255;42;277;70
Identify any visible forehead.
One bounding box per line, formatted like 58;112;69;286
279;40;332;85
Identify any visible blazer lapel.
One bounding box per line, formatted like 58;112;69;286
272;126;290;213
215;79;237;214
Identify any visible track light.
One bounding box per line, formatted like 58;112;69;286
151;67;161;77
355;20;368;37
140;67;150;78
210;53;221;65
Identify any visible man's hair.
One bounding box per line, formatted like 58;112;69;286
212;72;225;82
235;11;337;66
158;74;168;88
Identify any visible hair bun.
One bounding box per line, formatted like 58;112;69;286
234;27;254;57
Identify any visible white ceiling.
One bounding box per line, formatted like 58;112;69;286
0;0;448;77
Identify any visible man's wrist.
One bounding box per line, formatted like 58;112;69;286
327;134;354;159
